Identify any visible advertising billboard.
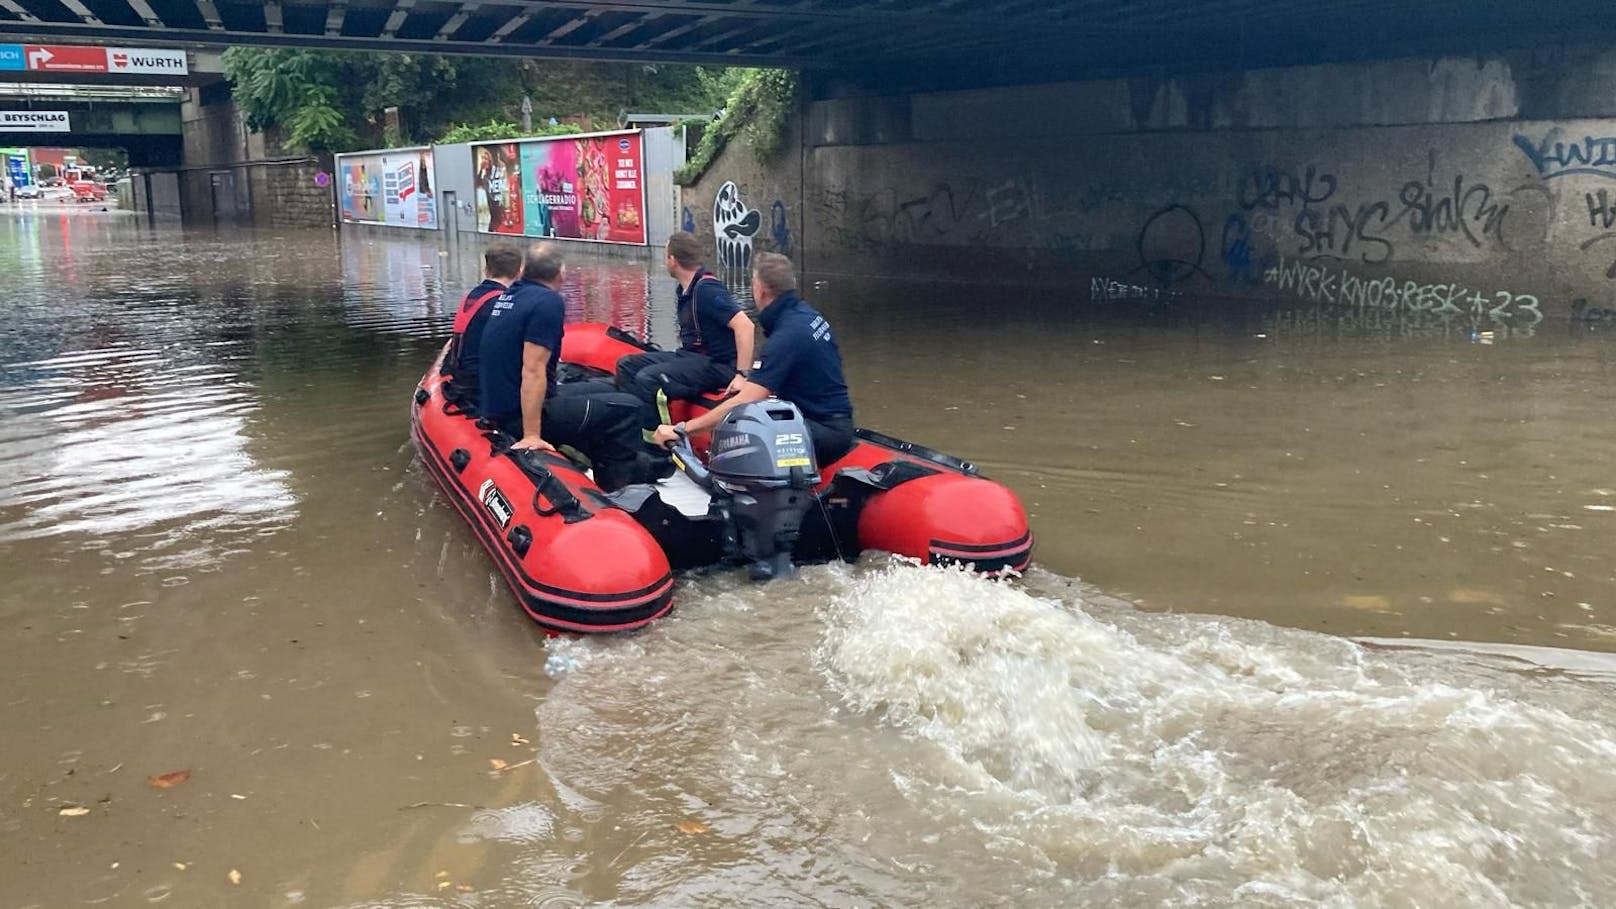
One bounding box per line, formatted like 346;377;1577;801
471;130;647;246
1;148;31;187
0;44;188;75
0;111;69;132
336;147;438;230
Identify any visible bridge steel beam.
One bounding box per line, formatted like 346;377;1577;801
0;0;1612;84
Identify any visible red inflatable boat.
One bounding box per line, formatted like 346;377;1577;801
411;323;1032;633
411;349;675;633
562;323;1033;573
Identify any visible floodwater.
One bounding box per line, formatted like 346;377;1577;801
4;210;1616;907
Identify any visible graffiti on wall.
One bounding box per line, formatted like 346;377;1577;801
770;200;792;255
713;181;761;288
1262;305;1541;342
1513;129;1616;181
811;150;1534;277
1227;154;1525;266
814;182;989;252
785;115;1616;315
1582;191;1616;282
1091;278;1184;304
1262;254;1542;325
1134;204;1208;285
1221;213;1270;285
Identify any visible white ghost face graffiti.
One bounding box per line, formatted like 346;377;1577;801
713;181;762;289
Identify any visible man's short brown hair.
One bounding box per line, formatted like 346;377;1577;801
523;242;563;282
753;252;797;295
483;242;523;280
665;231;702;269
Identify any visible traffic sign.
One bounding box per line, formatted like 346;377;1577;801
26;45;107;72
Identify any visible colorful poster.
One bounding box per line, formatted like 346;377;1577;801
473;142;524;236
473;131;646;245
336;148;437;230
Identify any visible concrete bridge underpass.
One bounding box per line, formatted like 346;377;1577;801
0;84;180;164
0;0;1612;89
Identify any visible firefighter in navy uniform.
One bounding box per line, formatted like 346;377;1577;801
652;252;854;468
442;242;523;407
479;243;655;491
616;231;755;430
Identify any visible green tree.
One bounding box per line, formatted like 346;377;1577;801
676;68;797;185
435;119;583;144
221;48;748;154
222;48;355;151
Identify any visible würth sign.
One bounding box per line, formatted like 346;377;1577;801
0;44;187;76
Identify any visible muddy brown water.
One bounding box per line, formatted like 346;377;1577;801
4;212;1616;906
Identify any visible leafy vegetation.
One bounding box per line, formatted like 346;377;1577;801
434;119;584;145
675;68;797;186
220;48;744;154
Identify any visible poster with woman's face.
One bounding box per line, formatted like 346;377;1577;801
473;143;525;235
499;133;644;245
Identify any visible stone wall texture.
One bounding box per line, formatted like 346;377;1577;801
684;45;1616;325
171;89;335;230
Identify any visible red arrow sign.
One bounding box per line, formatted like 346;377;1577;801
25;45;109;72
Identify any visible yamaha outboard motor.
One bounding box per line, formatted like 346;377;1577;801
672;399;820;581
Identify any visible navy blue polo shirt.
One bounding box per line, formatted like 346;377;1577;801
448;278;507;399
478;279;564;420
751;292;853;423
677;269;744;368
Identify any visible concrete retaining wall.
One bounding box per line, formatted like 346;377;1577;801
684;45;1616;324
167;87;335;229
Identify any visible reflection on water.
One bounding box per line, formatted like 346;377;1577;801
4;214;1616;908
337;232;659;342
0;219;324;571
0;348;295;564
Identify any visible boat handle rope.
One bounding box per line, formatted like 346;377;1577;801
514;450;592;524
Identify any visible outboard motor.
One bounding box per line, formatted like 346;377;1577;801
672;399;819;581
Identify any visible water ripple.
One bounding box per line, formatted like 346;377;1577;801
0;322;296;562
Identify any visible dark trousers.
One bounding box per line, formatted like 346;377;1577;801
806;415;856;468
496;379;648;491
615;350;736;430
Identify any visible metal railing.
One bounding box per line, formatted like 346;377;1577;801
0;83;186;102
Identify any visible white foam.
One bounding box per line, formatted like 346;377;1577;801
530;560;1616;905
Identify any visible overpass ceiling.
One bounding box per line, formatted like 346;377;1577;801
0;0;1607;74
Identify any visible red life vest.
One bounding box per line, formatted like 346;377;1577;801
445;287;507;377
453;287;505;335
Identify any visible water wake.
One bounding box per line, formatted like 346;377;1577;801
534;560;1616;907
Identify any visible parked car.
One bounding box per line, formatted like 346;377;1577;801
69;181;106;203
15;183;43;199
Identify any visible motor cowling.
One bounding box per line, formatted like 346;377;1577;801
703;399;820;581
